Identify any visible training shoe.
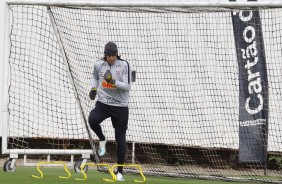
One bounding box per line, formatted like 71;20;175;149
98;138;107;156
116;172;125;181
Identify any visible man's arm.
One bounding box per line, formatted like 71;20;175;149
89;62;99;100
115;62;131;92
114;80;131;92
90;62;99;89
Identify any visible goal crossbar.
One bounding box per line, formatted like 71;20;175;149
5;0;282;8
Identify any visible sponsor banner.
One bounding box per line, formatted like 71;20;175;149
231;8;269;162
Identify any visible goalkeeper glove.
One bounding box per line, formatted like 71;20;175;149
104;70;116;84
89;87;97;100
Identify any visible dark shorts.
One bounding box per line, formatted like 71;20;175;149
89;101;129;131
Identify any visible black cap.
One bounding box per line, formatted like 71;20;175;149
104;42;118;56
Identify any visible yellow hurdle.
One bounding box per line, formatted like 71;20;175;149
75;163;115;182
31;161;71;179
112;164;146;183
74;163;146;182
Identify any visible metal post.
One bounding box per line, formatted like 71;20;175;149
47;6;99;163
132;142;135;164
1;1;11;155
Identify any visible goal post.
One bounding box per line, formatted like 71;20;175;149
2;0;282;182
1;1;10;157
1;0;95;159
47;5;100;163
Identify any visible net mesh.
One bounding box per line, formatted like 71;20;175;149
6;5;282;182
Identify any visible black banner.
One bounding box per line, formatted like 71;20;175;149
231;8;269;162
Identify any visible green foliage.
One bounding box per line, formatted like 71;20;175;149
269;155;282;169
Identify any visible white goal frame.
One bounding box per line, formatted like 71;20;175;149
2;0;282;166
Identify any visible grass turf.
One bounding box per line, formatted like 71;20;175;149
0;167;261;184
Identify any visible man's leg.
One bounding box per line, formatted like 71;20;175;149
88;102;109;156
111;106;129;174
115;128;127;174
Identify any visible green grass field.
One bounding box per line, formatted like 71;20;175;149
0;167;259;184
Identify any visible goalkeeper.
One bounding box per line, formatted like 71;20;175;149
88;42;132;181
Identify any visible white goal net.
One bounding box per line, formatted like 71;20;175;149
2;1;282;182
